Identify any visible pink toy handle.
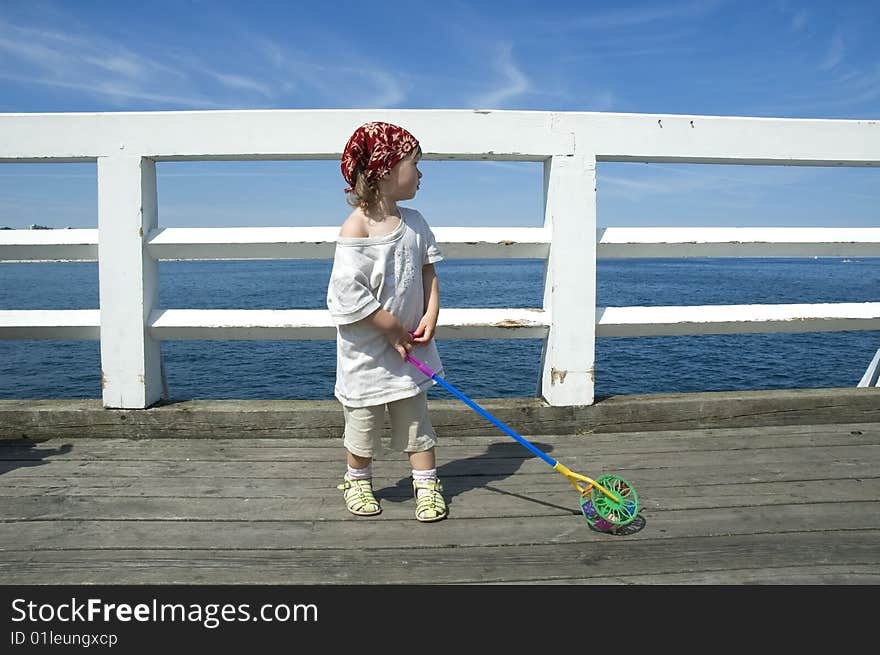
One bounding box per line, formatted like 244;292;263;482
405;353;436;379
405;331;437;378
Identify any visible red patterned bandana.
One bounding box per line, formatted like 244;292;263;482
340;122;420;193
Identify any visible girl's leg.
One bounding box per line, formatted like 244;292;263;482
388;392;447;522
408;447;446;522
339;404;383;516
407;448;435;471
347;451;373;469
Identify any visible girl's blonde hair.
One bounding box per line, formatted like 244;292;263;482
345;145;422;211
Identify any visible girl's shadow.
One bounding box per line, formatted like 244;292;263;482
378;440;581;515
0;439;73;476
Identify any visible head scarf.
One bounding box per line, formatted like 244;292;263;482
340;122;420;193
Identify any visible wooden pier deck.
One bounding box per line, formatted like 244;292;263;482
1;415;878;584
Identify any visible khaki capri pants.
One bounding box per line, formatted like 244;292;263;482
343;390;437;458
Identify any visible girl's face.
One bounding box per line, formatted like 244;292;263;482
380;154;422;202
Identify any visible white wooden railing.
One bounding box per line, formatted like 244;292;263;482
1;110;879;408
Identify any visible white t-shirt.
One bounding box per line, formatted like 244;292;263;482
326;207;444;408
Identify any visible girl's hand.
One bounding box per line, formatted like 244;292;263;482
387;324;415;359
364;308;415;359
411;315;437;344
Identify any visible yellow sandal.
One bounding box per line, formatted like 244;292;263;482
413;479;447;522
337;475;381;516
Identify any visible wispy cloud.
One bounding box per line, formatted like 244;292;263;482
349;69;406;108
752;2;879;116
599;162;816;201
250;35;406;108
0;14;396;110
586;90;618;112
0;70;226;108
819;31;846;71
200;70;276;98
790;10;809;32
0;18;226;108
600;171;711;197
562;44;697;62
0;170;92;179
159;172;315;178
539;0;725;32
0;20;191;80
761;62;880;115
482;161;541;172
0;12;408;110
469;43;530;109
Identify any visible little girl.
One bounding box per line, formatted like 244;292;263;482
326;121;447;522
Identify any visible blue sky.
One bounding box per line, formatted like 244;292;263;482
0;0;878;229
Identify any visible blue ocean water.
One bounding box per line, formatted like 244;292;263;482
0;258;878;400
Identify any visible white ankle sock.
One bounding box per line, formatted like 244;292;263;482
412;468;437;483
346;464;372;480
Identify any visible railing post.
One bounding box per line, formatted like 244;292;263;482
97;156;163;408
539;154;597;406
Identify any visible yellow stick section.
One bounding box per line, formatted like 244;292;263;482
553;462;620;502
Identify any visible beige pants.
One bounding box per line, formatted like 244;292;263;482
343;390;437;458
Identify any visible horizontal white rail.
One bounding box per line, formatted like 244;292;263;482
579;113;880;166
148;308;549;340
2;110;878;166
0;308;549;340
596;302;880;337
145;303;880;339
148;227;337;260
4;227;880;262
6;303;876;341
0;310;99;339
0;110;574;161
0;229;99;261
597;227;880;258
145;226;552;260
0;227;553;261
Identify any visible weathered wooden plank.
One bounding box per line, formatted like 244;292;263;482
1;444;873;479
0;464;873;499
5;421;866;446
1;478;876;532
1;424;873;460
1;474;876;520
0;478;880;520
0;501;880;557
0;532;875;584
0;478;880;532
4;389;880;440
505;566;880;585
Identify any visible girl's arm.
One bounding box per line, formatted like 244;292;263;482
413;263;439;344
362;308;413;359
